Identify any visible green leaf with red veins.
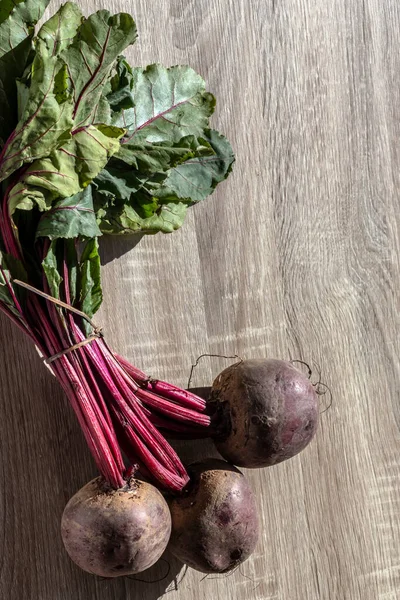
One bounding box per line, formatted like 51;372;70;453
135;201;189;234
93;130;234;234
155;129;235;202
0;0;51;145
37;2;83;55
114;63;216;166
0;45;74;182
62;10;137;128
0;7;137;183
36;187;102;240
8;123;124;217
95;197;189;235
91;60;234;235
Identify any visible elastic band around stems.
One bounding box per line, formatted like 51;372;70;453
12;278;104;363
44;333;103;364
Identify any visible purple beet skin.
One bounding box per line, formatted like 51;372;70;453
210;359;319;468
61;476;171;577
168;458;259;573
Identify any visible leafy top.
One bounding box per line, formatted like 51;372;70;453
0;0;51;144
92;60;234;235
0;1;234;320
0;6;137;182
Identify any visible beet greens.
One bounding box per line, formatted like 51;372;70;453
0;1;233;491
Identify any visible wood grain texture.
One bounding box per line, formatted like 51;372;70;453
0;0;399;598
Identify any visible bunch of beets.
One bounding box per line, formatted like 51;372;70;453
0;0;319;577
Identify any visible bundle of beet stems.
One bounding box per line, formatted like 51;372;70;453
0;1;234;493
1;229;211;492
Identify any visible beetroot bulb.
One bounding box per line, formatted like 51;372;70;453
209;359;319;467
61;476;172;578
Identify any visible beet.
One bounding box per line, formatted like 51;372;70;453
210;359;319;467
61;476;171;577
168;458;259;573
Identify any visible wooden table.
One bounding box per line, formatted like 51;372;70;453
0;1;399;598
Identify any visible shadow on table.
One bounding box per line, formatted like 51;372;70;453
94;551;188;599
98;232;144;265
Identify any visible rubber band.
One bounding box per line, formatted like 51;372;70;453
12;278;101;331
45;331;103;364
12;278;104;364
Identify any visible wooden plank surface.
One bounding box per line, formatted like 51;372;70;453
0;0;399;598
